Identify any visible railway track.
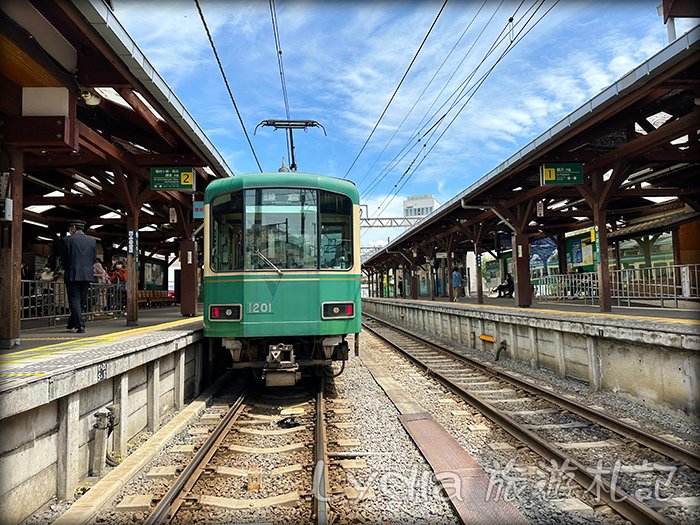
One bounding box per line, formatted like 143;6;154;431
362;313;700;525
142;380;330;524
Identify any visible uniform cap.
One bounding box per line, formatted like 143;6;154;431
69;219;86;229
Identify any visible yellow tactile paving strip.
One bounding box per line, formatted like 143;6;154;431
410;298;699;326
0;316;203;368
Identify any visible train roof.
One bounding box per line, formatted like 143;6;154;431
204;172;360;205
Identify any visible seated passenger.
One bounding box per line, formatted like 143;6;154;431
493;273;514;297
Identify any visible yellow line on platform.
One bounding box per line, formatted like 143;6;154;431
0;372;46;377
1;316;203;365
413;299;699;325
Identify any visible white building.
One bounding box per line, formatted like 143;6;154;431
403;194;439;218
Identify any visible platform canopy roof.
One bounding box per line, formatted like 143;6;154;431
1;0;234;257
364;26;700;269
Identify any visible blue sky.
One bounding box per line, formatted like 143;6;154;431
114;0;698;247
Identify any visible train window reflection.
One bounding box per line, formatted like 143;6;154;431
320;191;352;270
211;192;244;271
245;189;318;270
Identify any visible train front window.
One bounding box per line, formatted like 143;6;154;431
245;189;318;270
320;191;352;270
211;192;244;271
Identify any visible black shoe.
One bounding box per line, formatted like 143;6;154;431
66;326;75;331
76;327;85;333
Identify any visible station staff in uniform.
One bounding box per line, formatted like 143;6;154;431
64;220;96;333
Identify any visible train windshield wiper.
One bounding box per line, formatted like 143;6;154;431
256;251;283;275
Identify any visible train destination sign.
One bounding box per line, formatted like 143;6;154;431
540;163;583;185
150;167;195;192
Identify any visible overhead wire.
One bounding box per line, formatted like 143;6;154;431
359;0;507;201
268;0;292;163
354;0;490;190
343;0;450;180
372;0;559;220
362;0;532;209
194;0;263;172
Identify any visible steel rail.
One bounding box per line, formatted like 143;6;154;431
144;392;247;525
313;378;329;525
363;317;677;525
364;313;700;471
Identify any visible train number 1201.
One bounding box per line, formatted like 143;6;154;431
246;302;272;314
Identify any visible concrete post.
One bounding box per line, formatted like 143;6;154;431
112;372;129;456
464;317;473;348
174;348;185;410
194;343;203;397
586;335;601;391
529;326;539;369
457;315;463;344
554;330;566;378
478;319;486;352
509;324;518;361
57;392;80;499
147;359;161;432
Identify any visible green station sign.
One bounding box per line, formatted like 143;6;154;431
540;163;583;185
150;167;195;192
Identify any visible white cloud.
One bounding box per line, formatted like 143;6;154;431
114;0;685;202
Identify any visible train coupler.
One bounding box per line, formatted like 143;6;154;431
264;343;300;386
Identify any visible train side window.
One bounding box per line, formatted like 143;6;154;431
320;191;352;270
211;192;244;271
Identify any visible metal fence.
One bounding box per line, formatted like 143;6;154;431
21;280;126;321
533;264;700;308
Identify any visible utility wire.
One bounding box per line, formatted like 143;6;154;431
374;0;558;219
269;0;292;163
360;0;506;200
355;0;490;191
343;0;449;180
194;0;263;172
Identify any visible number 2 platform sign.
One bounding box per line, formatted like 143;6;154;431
150;167;195;192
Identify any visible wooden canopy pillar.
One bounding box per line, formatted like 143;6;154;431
175;205;198;317
475;243;484;304
113;164;143;326
557;233;567;274
512;233;533;307
593;203;611;311
578;161;628;312
0;148;23;348
410;248;419;300
179;238;198;316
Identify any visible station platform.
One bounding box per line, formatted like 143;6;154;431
397;294;700;322
0;307;204;419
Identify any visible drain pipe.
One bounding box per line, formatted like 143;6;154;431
90;409;112;477
495;340;507;361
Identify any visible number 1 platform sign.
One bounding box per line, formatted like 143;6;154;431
150;167;195;192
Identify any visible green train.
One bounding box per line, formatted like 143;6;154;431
203;172;362;386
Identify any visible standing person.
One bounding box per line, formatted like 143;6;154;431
451;268;462;301
63;220;96;333
93;257;109;283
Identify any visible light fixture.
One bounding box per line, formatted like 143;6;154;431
80;89;102;106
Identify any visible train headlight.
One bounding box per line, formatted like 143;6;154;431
209;304;242;321
322;302;355;319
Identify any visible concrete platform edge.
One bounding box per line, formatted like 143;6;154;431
52;371;233;525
